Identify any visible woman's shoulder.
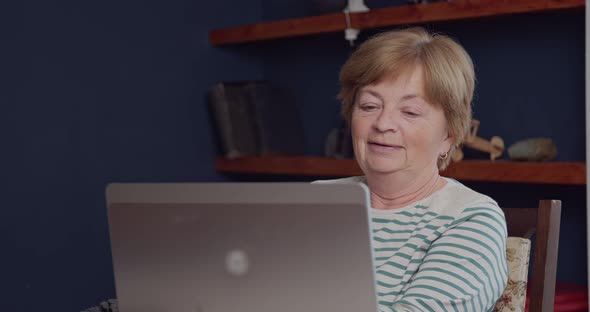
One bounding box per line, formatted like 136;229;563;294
436;178;502;217
311;176;366;185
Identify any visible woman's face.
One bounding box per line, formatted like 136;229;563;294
351;65;453;176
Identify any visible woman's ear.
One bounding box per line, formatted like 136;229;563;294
441;132;455;154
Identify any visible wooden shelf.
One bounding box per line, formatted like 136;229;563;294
210;0;584;45
216;156;586;185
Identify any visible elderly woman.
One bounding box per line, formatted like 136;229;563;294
315;27;508;311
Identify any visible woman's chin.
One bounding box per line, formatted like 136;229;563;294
360;159;402;175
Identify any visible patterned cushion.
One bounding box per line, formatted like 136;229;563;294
493;237;531;312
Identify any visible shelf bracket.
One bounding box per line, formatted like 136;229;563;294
343;0;370;46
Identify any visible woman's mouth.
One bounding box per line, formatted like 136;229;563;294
368;142;402;153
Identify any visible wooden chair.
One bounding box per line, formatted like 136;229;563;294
497;200;562;312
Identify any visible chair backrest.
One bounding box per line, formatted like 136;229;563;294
501;200;562;312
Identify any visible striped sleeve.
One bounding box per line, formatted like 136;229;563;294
380;204;509;312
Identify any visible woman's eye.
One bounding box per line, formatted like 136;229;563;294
360;104;379;112
404;111;419;117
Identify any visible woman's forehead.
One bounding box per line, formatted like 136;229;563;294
360;67;426;95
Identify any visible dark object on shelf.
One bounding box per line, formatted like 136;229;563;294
325;120;354;159
208;81;305;159
208;82;261;159
244;82;305;156
508;137;558;161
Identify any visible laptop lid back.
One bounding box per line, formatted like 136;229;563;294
107;182;377;312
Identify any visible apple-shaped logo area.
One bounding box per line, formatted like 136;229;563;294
225;249;249;276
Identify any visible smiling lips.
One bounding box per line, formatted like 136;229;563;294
368;141;402;153
369;141;400;147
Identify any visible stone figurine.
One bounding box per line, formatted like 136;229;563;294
508;138;558;161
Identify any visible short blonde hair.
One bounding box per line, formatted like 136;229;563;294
338;27;474;170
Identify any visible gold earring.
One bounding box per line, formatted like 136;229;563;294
439;152;449;160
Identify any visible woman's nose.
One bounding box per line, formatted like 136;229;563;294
373;109;399;133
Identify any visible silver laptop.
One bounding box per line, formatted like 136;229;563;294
106;182;378;312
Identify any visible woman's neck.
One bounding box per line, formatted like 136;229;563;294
366;169;445;210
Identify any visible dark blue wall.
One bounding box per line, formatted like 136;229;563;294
4;1;262;310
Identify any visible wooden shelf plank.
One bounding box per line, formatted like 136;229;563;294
441;160;586;185
216;156;363;177
351;0;584;30
210;0;584;45
216;156;586;185
210;13;346;46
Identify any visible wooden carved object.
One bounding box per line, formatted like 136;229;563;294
452;119;504;162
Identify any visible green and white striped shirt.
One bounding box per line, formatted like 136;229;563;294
315;177;508;312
